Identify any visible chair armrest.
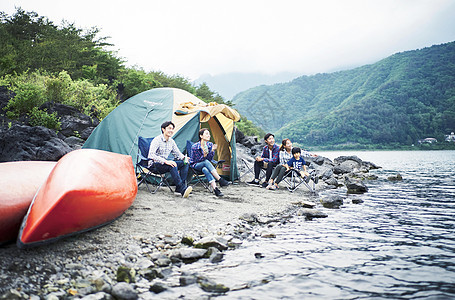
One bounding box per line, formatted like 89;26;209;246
211;159;225;168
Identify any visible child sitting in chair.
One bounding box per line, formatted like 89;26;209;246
287;147;311;182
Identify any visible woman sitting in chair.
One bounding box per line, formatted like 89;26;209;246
266;138;293;190
190;128;230;197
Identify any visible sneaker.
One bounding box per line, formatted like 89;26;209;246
181;186;193;198
313;176;319;184
261;182;268;188
247;179;260;186
219;178;231;187
304;176;311;183
214;187;224;197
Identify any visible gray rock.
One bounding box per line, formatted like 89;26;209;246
116;266;136;283
194;236;228;251
111;282;138;300
250;144;263;156
388;173;403;181
297;208;328;220
207;247;224;263
64;136;84;146
197;277;229;293
334;160;361;174
241;136;259;148
324;177;339;186
81;292;114;300
149;283;167;294
40;102;99;138
0;124;72;162
180;274;198;286
345;177;368;194
177;248;208;260
320;195;344;208
155;257;171;267
239;213;259;223
352;198;364;204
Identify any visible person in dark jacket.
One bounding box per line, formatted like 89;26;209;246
247;133;280;188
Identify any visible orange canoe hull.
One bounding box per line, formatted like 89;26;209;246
17;149;138;248
0;161;56;245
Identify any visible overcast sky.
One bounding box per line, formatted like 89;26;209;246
2;0;455;80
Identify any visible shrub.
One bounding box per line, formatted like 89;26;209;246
28;107;61;130
5;81;46;117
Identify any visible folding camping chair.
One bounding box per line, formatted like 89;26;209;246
185;140;225;190
136;136;173;194
282;169;317;193
239;158;267;182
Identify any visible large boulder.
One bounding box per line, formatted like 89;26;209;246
345;177;368;194
0;124;72;162
39;102;99;138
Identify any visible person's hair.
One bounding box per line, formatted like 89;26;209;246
280;138;291;151
264;133;274;141
161;121;175;133
199;128;209;141
291;147;301;155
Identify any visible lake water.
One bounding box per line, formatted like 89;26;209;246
166;151;455;299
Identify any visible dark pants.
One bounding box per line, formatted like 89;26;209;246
254;160;277;182
153;160;189;192
270;164;287;184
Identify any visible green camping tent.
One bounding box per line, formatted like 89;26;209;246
83;87;240;181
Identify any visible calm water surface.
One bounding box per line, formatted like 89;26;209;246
167;151;455;299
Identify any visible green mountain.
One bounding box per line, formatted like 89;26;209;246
232;42;455;148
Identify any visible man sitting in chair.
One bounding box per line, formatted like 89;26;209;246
247;133;280;188
148;121;192;198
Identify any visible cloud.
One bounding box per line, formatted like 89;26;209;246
2;0;455;79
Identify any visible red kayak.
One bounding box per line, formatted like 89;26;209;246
17;149;138;248
0;161;57;245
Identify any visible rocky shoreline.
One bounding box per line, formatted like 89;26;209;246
0;151;383;299
0;86;388;299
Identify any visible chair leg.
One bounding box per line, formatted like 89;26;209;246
239;159;254;181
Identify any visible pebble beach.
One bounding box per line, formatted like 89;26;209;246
0;180;323;299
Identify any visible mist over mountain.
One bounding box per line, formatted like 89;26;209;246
231;41;455;149
193;72;300;100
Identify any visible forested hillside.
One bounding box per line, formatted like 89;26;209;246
232;42;455;149
0;8;271;136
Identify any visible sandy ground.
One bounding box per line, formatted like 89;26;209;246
0;177;320;264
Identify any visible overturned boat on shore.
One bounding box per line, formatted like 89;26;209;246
0;161;57;245
17;149;137;248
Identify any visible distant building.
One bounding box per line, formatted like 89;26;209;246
445;132;455;142
418;137;438;144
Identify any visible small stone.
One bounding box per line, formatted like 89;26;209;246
80;292;114;300
260;230;276;238
194;236;228;251
149;283;167;294
388;173;403;181
197;277;229;293
180;275;198;286
239;213;258;223
297;208;328;220
181;236;194;246
155;257;171;267
116;266;136;283
111;282;138;300
352;198;364;204
178;248;208;261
